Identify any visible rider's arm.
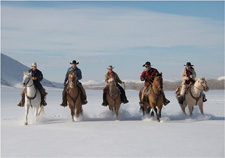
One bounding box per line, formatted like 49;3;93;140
116;73;122;84
37;71;43;81
64;68;69;83
191;69;196;79
77;69;82;80
181;69;188;80
140;71;145;81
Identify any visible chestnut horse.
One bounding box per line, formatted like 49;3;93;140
67;72;83;121
106;78;121;120
139;73;164;122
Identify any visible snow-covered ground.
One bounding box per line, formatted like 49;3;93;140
1;88;224;157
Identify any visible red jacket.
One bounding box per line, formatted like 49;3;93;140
140;68;159;86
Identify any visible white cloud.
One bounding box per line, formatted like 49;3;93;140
2;5;223;56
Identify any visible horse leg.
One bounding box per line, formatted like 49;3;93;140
34;106;39;122
24;103;29;125
69;104;75;122
158;107;162;118
181;103;187;115
115;104;120;120
198;103;204;115
188;105;193;117
153;106;160;122
75;103;82;119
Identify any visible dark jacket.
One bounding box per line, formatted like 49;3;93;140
64;66;82;83
28;69;43;89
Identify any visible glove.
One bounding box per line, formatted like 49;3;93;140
190;75;193;78
122;81;125;84
32;77;37;80
141;78;145;81
64;81;67;86
185;77;189;80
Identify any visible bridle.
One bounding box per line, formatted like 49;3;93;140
24;77;33;87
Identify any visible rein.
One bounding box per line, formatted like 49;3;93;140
67;75;81;106
108;82;120;107
189;87;202;105
151;85;162;106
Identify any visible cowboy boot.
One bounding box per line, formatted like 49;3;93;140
60;88;67;107
121;93;129;104
163;98;170;106
40;88;47;106
202;93;207;102
102;93;108;106
17;88;26;107
17;95;25;107
178;95;185;105
77;83;88;105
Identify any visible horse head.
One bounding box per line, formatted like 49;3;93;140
108;78;118;96
22;72;33;87
153;72;163;91
68;72;77;88
196;77;209;92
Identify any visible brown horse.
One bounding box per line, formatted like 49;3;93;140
67;72;83;121
139;73;164;122
106;78;121;120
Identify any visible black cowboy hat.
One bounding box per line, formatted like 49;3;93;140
143;61;152;67
184;62;194;66
70;60;79;65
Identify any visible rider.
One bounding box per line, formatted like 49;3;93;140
60;60;87;107
139;61;170;106
178;62;207;104
102;65;129;106
17;62;47;107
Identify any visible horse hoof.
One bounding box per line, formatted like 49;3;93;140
24;122;28;125
157;119;160;122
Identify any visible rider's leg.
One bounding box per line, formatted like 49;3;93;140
117;84;129;104
139;86;147;106
102;85;109;106
60;84;68;107
18;88;26;107
39;88;47;106
162;90;170;106
77;82;88;105
178;84;186;104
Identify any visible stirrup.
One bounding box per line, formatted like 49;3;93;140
17;102;24;107
82;100;88;105
102;102;108;106
60;102;67;107
139;101;144;106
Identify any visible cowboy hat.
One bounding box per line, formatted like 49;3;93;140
184;62;194;66
143;61;152;67
107;65;114;70
70;60;79;65
31;62;37;67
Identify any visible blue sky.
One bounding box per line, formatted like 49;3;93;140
1;1;224;83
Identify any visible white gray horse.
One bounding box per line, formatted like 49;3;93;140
176;77;209;116
22;72;44;125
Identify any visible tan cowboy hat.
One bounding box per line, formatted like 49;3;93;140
107;65;114;70
31;62;37;67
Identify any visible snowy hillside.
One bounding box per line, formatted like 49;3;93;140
218;76;225;81
1;88;224;157
1;53;63;88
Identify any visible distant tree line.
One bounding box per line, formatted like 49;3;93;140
83;79;225;91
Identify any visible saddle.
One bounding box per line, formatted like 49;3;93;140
175;83;193;96
144;86;151;96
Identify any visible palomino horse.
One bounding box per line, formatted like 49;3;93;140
22;72;44;125
67;72;83;121
106;78;121;120
176;77;209;116
139;73;164;122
